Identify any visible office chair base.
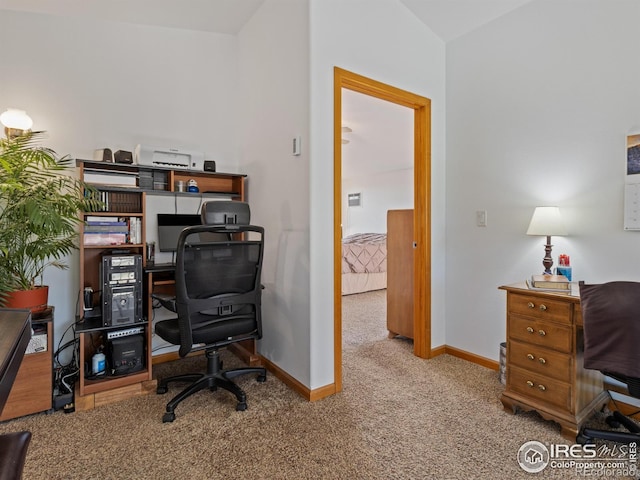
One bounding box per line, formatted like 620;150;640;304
577;411;640;445
157;349;266;422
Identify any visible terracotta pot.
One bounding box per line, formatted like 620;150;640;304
4;286;49;314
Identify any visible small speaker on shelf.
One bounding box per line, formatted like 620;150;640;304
204;160;216;172
114;150;133;164
94;148;114;162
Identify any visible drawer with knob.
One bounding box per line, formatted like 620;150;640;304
508;293;572;324
508;339;572;382
508;315;572;353
499;285;606;441
508;365;572;411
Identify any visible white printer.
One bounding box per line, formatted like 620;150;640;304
134;144;204;171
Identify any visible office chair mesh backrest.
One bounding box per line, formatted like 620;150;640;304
173;223;264;357
580;281;640;381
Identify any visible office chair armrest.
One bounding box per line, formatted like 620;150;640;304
152;293;177;313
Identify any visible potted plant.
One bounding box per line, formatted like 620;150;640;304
0;131;101;311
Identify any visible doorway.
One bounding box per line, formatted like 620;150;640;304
333;67;432;393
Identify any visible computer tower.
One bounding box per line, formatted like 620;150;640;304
101;253;143;327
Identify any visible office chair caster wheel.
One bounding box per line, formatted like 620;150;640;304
576;434;593;445
236;402;247;412
162;412;176;423
157;385;168;395
257;373;267;383
606;416;621;428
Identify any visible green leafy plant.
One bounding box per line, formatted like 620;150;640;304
0;131;101;301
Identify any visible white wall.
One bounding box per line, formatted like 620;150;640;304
0;10;240;356
10;0;629;394
310;0;446;388
237;1;311;384
446;0;640;360
342;168;413;236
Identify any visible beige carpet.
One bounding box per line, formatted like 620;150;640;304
0;290;634;479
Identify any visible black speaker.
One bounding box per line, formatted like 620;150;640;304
204;160;216;172
114;150;133;164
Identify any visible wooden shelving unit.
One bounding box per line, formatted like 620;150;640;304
76;159;248;410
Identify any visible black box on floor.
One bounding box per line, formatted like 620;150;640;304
107;334;144;376
53;393;73;411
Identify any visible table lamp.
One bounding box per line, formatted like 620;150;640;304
526;206;567;275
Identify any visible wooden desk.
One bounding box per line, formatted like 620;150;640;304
499;283;608;440
0;309;31;414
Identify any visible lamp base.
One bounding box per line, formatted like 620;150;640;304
542;235;554;275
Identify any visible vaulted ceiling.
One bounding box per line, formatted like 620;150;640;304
0;0;533;41
0;0;534;177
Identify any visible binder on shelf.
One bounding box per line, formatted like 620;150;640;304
83;168;138;187
84;223;129;233
86;220;127;226
83;233;127;246
86;216;116;223
128;217;142;244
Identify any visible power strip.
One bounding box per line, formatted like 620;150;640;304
106;326;144;340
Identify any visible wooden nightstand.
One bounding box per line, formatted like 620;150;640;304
499;283;608;440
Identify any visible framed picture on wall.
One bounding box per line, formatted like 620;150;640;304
627;133;640;175
624;133;640;230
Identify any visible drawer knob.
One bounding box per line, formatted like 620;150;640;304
526;326;534;334
539;304;547;311
527;302;535;309
527;353;534;360
538;384;546;391
526;380;534;388
538;329;546;337
538;357;546;364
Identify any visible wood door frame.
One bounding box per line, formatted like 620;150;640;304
333;67;432;392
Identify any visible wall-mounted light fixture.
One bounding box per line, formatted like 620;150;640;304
0;108;33;138
526;206;567;275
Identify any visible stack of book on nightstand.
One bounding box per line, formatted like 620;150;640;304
527;274;571;293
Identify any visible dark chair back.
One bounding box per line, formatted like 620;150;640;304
173;223;264;357
580;281;640;381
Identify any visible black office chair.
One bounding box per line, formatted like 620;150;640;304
154;201;267;422
577;281;640;444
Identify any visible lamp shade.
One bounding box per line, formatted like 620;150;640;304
526;206;567;236
0;109;33;130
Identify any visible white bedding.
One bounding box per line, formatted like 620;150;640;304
341;233;387;295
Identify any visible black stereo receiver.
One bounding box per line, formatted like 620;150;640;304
107;334;144;376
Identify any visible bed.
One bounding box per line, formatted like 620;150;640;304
341;233;387;295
